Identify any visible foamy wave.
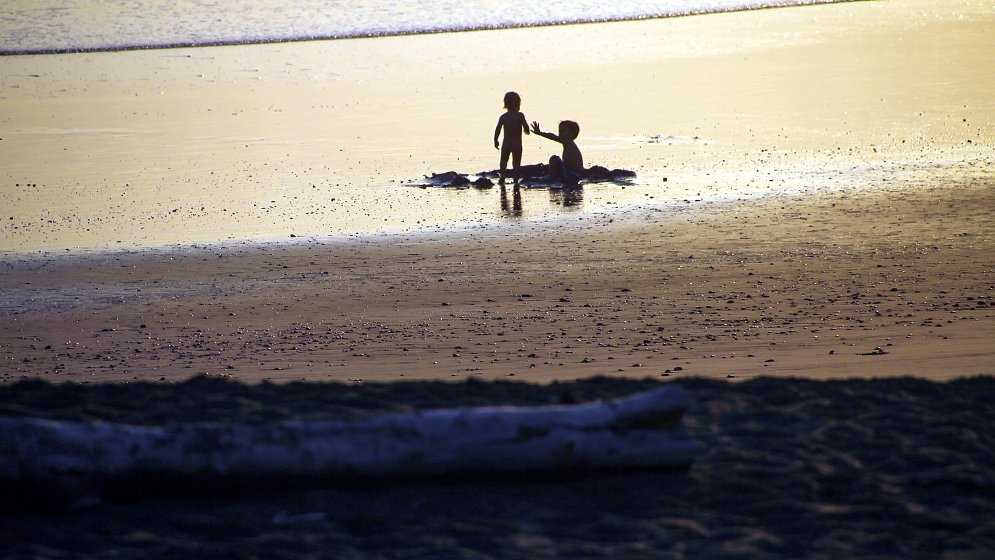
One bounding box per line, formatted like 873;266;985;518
2;0;856;55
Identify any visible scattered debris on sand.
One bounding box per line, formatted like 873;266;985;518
415;165;637;188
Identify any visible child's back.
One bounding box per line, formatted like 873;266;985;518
494;91;530;183
498;110;528;149
560;134;583;175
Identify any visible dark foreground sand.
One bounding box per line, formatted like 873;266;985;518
1;375;993;559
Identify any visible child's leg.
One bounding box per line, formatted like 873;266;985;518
511;148;523;183
548;155;564;181
563;167;581;187
500;145;512;181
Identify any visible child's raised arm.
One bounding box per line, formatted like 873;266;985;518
531;121;561;143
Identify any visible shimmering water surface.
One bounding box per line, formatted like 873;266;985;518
2;0;853;54
10;0;984;255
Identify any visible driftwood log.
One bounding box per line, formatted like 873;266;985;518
0;385;692;500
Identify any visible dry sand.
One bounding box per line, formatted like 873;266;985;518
1;0;993;384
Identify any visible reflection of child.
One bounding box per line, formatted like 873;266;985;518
493;92;530;184
531;120;584;187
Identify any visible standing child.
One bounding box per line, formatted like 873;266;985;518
493;92;530;185
531;120;584;187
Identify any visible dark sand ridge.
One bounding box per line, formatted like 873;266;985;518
2;375;993;558
2;172;992;385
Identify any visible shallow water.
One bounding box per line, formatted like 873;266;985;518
1;0;854;54
1;0;991;254
0;14;817;254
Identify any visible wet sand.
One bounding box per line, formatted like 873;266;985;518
2;175;994;385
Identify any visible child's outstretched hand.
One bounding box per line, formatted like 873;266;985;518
531;121;542;134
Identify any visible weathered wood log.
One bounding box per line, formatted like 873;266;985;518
0;385;692;489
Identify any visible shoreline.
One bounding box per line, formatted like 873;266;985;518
0;0;857;56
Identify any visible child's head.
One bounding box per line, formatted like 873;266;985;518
503;91;521;112
558;120;580;140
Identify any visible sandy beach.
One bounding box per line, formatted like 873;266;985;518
2;0;993;384
1;1;994;557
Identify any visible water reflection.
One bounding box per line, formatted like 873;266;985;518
549;187;584;210
500;185;523;218
499;184;584;219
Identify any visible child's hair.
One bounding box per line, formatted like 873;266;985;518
559;120;580;140
503;91;521;112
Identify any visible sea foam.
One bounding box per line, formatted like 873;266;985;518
1;0;855;55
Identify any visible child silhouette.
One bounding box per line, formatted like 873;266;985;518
531;120;584;187
493;92;530;185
